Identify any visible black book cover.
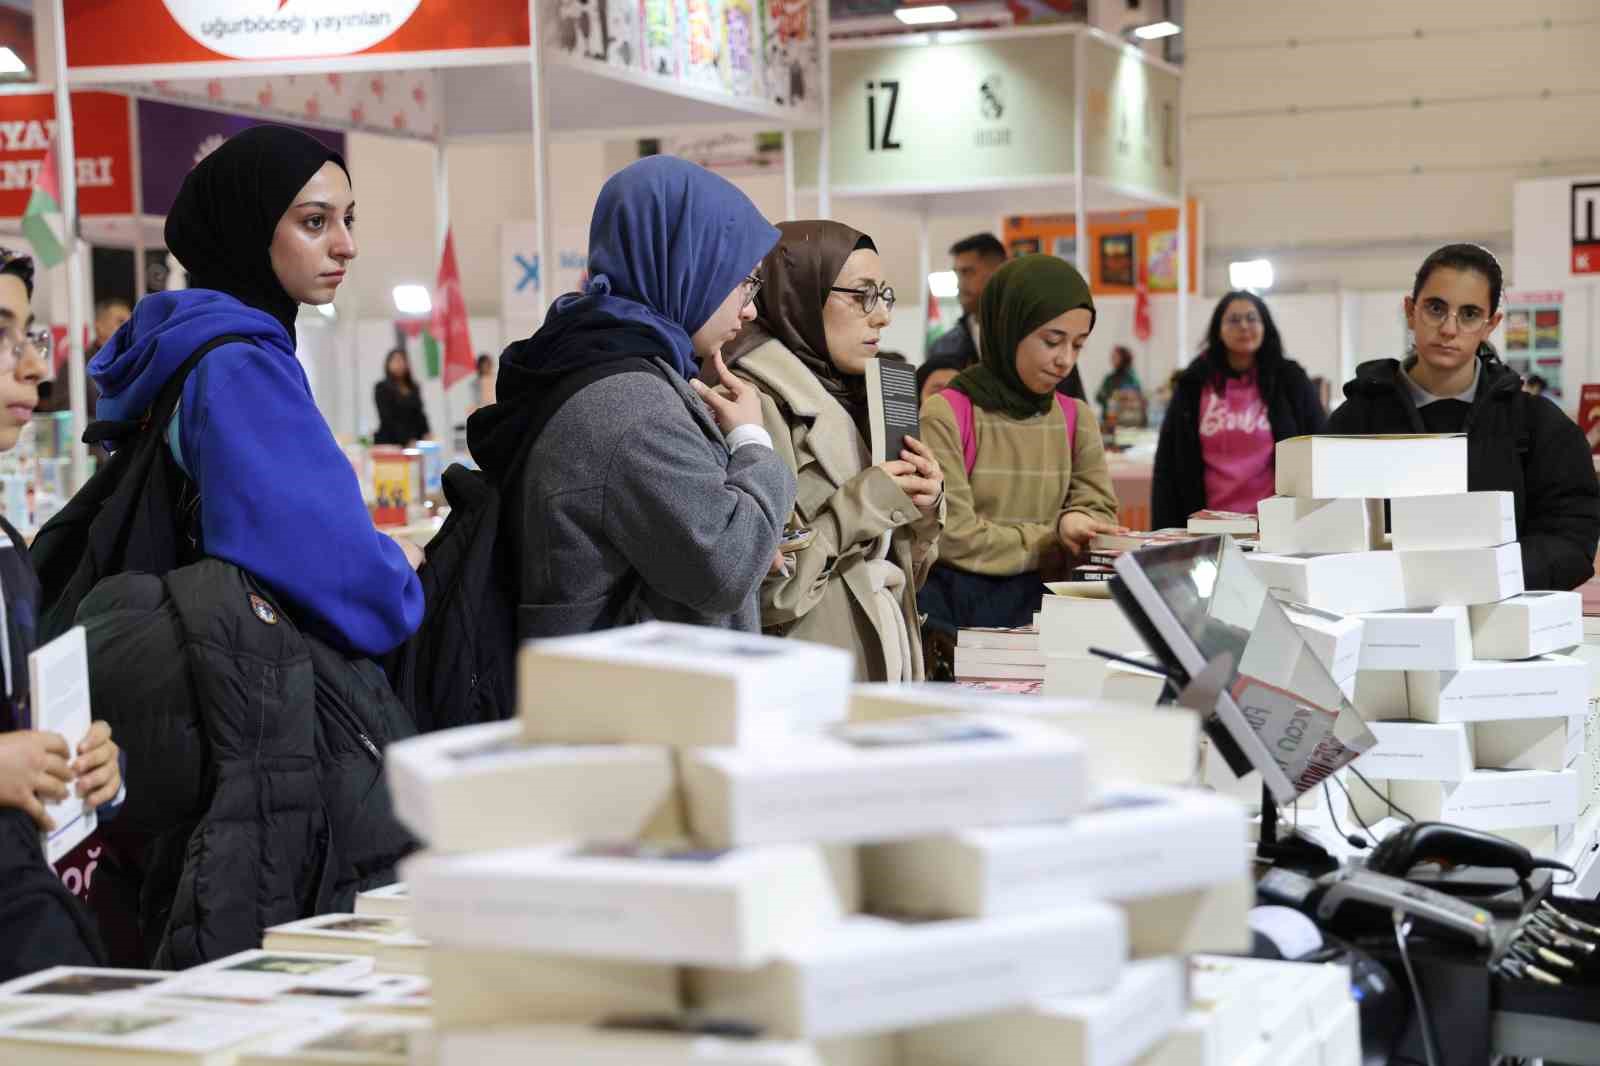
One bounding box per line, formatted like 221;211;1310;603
866;358;921;464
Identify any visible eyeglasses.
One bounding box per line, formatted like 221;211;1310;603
1223;312;1261;330
739;273;763;310
1415;297;1489;333
0;326;49;376
830;282;896;315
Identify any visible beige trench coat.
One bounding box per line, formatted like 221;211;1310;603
732;339;945;681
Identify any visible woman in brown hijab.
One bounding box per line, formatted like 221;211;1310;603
712;220;945;680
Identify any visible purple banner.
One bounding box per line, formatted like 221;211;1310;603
137;99;346;218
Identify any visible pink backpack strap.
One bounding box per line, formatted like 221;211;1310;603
941;389;980;477
942;388;1078;478
1056;392;1079;449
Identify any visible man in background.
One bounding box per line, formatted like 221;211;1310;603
37;297;131;416
926;232;1085;401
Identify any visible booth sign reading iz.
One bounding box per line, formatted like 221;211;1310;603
1574;182;1600;275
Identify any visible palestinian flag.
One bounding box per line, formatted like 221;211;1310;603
21;140;64;268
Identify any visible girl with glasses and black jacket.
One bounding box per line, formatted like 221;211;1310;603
1325;244;1600;591
1150;290;1325;531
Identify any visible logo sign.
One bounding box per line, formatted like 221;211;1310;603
160;0;421;59
1573;183;1600;275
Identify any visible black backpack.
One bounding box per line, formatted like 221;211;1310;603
31;335;244;643
383;356;668;733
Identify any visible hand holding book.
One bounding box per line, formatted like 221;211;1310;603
1058;513;1127;555
73;719;121;811
0;729;73;831
892;436;944;517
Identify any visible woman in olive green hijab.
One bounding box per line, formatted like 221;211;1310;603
918;255;1123;651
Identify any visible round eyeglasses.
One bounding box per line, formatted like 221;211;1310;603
829;282;896;315
1415;297;1489;333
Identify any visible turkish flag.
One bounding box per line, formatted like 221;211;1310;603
432;228;475;389
1133;258;1152;343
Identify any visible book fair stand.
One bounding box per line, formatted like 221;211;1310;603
3;0;823;534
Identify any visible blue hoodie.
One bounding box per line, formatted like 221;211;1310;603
91;289;423;657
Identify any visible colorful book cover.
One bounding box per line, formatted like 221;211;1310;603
723;0;757;96
605;0;643;69
683;0;724;90
643;0;678;78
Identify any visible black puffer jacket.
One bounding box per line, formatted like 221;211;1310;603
76;559;415;969
1151;353;1326;530
1327;354;1600;592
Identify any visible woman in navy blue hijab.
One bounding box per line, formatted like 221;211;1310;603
470;156;798;635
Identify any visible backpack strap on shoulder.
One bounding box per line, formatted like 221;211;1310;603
1056;392;1079;452
81;334;247;446
942;388;979;477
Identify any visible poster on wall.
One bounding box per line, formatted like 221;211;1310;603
1502;290;1565;400
1579;384;1600;454
643;0;679;77
139;98;344;216
64;0;530;75
681;0;725;90
0;92;132;219
724;0;759;97
606;0;643;69
1098;233;1135;287
761;0;818;109
1003;206;1197;296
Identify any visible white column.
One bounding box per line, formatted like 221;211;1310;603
816;0;830;218
916;206;930;363
129;95;146;301
49;0;88;491
433;136;452;445
1072;29;1088;278
782;129;796;221
526;0;555;321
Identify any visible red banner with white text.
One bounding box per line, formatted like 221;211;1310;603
0;92;132;218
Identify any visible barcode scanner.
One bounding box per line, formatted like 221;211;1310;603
1366;821;1564;881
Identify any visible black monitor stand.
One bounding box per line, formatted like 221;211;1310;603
1257;783;1339;876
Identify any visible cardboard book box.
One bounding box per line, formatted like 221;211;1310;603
403;842;847;968
1389;491;1515;551
1274;434;1467;499
424;948;678;1029
1383;769;1581;831
859;787;1246;918
1256;496;1385;556
679;713;1088;849
1469;591;1583;661
431;1024;898;1066
385;720;679;853
1355;606;1472;672
519;622;852;748
687;907;1127;1041
1406;654;1587;722
899;957;1183;1066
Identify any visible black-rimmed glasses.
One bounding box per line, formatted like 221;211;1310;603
740;273;763;310
830;282;896;315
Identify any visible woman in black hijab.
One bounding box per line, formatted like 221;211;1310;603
88;125;423;656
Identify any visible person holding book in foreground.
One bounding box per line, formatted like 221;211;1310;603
469;156;795;636
1326;243;1600;590
0;250;124;980
709;220;945;681
918;255;1122;656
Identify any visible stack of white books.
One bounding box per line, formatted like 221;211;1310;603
1035;586;1167;707
379;622;1256;1063
1250;435;1587;851
953;626;1048;683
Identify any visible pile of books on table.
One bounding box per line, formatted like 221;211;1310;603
380;621;1256;1063
1244;434;1588;857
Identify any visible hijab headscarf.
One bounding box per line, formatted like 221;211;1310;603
725;219;874;435
468;156;779;478
163;125;348;339
511;155;778;382
948;255;1096;419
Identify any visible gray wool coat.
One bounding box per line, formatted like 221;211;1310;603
514;358;797;637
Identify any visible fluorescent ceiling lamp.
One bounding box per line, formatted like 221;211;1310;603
0;47;26;75
392;284;432;315
895;5;958;25
1229;259;1274;291
928;270;959;299
1131;20;1181;40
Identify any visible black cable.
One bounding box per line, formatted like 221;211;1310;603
1331;775;1381;844
1322;780;1369;848
1348;765;1418;822
1392;910;1443;1066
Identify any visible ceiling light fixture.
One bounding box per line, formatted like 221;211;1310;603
1131;20;1181;40
0;48;28;75
895;5;959;26
392;284;432;315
